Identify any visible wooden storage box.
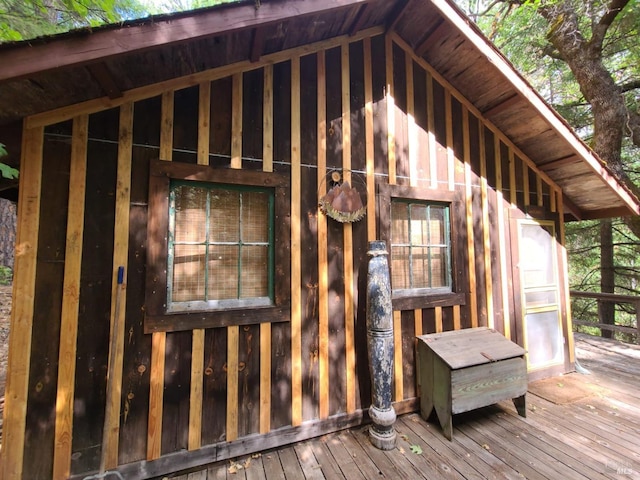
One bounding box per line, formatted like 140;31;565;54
416;327;527;440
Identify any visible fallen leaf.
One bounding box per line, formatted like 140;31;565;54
557;382;564;388
410;445;423;455
482;444;491;451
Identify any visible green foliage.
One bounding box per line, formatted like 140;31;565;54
0;144;17;179
0;266;12;285
0;0;148;42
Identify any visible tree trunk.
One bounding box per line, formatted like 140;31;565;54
599;219;615;339
0;198;16;270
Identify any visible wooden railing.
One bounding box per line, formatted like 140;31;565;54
570;290;640;344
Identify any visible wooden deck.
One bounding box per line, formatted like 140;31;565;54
155;333;640;479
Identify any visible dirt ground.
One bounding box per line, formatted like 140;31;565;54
0;284;10;400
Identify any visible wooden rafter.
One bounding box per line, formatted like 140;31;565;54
86;62;122;99
482;93;521;118
250;26;266;63
386;0;411;33
415;18;446;56
348;3;370;36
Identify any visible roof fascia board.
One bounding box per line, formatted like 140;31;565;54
428;0;640;216
0;0;369;84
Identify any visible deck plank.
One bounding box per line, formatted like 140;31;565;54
278;446;306;479
308;436;345;480
293;441;325;480
261;450;286;480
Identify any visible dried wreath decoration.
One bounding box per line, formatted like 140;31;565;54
319;170;367;223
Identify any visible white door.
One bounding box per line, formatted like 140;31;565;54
518;220;564;371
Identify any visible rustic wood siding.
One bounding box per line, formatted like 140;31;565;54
2;32;570;480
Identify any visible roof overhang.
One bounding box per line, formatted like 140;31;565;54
0;0;637;218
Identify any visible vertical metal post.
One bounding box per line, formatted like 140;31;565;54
366;240;397;450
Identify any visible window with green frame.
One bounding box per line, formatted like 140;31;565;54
168;181;275;312
390;199;452;293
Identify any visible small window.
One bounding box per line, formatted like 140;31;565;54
145;159;290;333
390;199;452;294
168;181;275;312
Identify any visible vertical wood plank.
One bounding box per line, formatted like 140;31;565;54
226;325;239;441
148;91;173;461
259;322;271;433
393;310;403;401
537;175;543;207
1;125;43;480
101;103;134;470
291;55;303;427
260;64;274;434
364;38;376;241
523;161;530;206
341;43;356;414
225;72;245;442
434;306;443;333
231;73;243;169
495;136;511;340
509;149;516;206
263;65;274;173
426;73;437;189
477;113;494;329
160;91;174;160
445;90;455;191
405;54;417;187
385;35;396;184
189;329;204;449
550;183;557;212
52;115;88;479
198;82;211;165
557;191;575;363
414;309;423;337
147;330;165;460
453;305;461;331
317;51;329;420
463;112;478;329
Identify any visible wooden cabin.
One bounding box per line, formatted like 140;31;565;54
0;0;638;479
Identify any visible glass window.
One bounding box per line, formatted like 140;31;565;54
168;181;274;312
391;199;452;293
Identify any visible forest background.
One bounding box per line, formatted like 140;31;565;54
0;0;638;339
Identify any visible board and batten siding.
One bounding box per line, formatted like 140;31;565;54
2;31;568;480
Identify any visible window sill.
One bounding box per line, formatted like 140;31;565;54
145;304;291;333
391;291;466;311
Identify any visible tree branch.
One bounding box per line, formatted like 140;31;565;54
590;0;629;53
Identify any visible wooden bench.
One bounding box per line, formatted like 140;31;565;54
416;327;527;440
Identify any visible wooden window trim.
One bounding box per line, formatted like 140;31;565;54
145;159;291;333
378;183;466;311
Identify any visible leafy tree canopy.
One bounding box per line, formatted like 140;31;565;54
0;0;240;43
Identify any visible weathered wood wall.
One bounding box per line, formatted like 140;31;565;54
2;31;572;480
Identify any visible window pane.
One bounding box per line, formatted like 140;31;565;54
210;189;240;242
525;310;563;368
410;204;428;246
208;245;240;300
242;191;269;243
391;202;409;244
174;185;207;243
241;246;269;298
172;245;206;302
430;246;448;288
429;206;446;244
391;246;410;290
411;246;429;288
520;223;555;287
